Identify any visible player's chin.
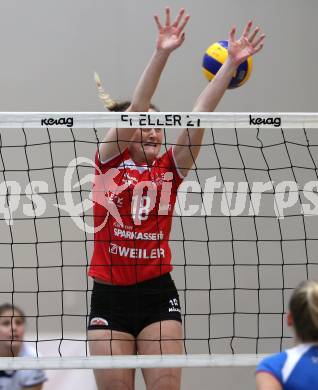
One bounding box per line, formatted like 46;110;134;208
144;146;160;160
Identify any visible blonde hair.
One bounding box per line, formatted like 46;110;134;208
94;72;159;112
94;72;118;110
289;280;318;342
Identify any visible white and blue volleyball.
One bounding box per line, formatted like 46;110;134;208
202;40;253;89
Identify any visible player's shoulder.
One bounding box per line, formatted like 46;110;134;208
284;342;317;363
96;147;130;168
20;343;38;358
18;344;47;386
154;146;178;173
156;146;173;163
257;343;317;384
256;350;287;386
155;146;185;183
257;350;287;374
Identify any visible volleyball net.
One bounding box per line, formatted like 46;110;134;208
0;112;318;370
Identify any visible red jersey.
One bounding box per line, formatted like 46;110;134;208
88;146;184;285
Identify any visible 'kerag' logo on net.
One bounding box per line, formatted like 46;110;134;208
57;157;174;233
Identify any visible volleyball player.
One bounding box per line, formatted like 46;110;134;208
0;304;47;390
256;280;318;390
88;7;265;390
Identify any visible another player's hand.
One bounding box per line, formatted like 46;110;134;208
154;7;190;53
228;21;265;66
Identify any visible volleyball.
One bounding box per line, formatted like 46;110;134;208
202;40;253;89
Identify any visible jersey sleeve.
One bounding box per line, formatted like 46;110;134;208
95;147;129;170
159;146;185;188
18;345;47;388
256;352;287;385
20;369;47;387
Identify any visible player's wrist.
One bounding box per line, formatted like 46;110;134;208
155;46;173;57
223;57;239;71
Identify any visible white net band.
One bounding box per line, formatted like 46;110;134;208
0;112;317;128
0;354;267;370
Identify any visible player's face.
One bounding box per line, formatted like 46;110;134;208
0;310;25;350
129;110;163;164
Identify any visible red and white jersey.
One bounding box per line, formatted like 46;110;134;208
88;146;184;285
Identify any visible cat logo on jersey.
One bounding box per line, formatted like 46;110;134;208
92;168;129;226
122;173;139;186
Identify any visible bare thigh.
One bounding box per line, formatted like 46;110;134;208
137;320;183;390
88;329;136;390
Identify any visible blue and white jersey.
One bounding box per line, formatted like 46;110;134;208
256;343;318;389
0;344;47;390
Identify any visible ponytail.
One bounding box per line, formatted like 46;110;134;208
289;280;318;342
94;72;159;113
307;281;318;329
94;72;119;111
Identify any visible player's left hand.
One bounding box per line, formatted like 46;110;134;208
228;21;265;66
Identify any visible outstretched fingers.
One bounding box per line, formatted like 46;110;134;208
253;33;266;47
177;13;190;35
172;8;185;27
154;15;162;30
242;21;266;50
154;7;189;33
249;26;260;44
229;26;236;44
165;7;171;27
252;34;266;53
180;31;186;44
154;7;190;49
242;20;253;38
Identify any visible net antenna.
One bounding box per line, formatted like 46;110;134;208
0;112;317;370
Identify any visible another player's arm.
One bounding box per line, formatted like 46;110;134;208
256;372;283;390
173;21;265;177
99;7;189;163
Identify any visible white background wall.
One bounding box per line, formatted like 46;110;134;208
0;0;316;112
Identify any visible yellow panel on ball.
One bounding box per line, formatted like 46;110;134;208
202;40;253;89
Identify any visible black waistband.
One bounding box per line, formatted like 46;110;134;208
93;272;174;292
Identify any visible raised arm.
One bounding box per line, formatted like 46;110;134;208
99;7;189;163
174;21;265;176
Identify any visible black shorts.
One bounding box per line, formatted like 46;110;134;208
88;273;182;338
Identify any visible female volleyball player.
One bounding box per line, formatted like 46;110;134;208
88;7;265;390
256;280;318;390
0;304;47;390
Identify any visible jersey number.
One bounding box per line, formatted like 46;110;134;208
132;195;152;224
